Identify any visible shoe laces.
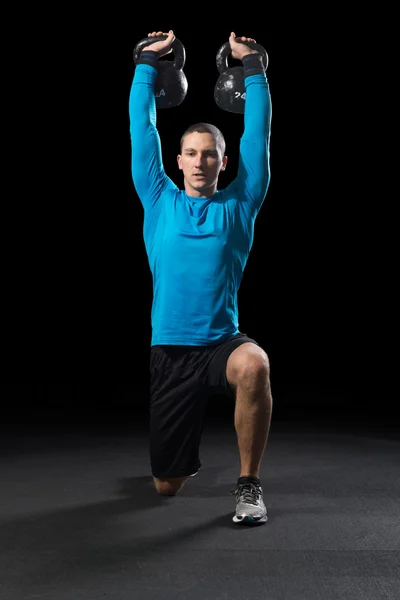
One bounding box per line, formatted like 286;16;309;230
230;481;262;506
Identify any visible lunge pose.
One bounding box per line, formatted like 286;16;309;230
129;29;273;525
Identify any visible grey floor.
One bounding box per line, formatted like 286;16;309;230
1;418;399;600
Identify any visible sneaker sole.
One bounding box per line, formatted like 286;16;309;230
233;514;268;525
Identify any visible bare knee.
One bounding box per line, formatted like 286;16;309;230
153;476;189;496
227;343;270;390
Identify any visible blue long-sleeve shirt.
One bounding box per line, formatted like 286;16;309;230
129;58;272;346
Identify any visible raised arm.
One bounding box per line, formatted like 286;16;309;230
231;33;272;216
129;30;177;210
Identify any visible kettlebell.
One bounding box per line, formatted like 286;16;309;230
214;39;268;114
133;35;188;109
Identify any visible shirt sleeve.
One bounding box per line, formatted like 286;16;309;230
128;60;177;211
236;59;272;217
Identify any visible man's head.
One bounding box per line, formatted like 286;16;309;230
177;123;228;197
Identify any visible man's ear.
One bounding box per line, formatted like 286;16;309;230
221;156;228;171
177;155;182;170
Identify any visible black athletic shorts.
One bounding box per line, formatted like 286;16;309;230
148;332;260;479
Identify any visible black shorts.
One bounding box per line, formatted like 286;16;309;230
148;333;260;478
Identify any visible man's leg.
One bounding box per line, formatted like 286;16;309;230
226;342;273;477
148;343;207;497
226;341;272;524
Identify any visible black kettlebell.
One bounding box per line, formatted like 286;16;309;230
133;35;188;109
214;39;268;114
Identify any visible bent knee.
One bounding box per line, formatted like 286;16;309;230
153;476;189;496
227;343;270;388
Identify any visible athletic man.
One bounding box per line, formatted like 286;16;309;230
129;30;273;524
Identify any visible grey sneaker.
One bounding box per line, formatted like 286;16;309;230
230;479;268;525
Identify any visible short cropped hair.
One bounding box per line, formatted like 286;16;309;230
180;123;226;157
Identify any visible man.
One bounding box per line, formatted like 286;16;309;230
129;29;272;525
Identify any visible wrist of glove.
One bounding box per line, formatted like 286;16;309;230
136;50;160;70
242;53;265;77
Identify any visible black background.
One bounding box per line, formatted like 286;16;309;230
3;16;373;432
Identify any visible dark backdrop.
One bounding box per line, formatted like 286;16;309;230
3;17;369;431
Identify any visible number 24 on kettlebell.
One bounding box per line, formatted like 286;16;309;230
214;39;268;114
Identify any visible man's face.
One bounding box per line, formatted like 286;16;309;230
177;132;227;195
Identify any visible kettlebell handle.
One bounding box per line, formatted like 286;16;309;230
216;39;268;75
133;35;186;71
